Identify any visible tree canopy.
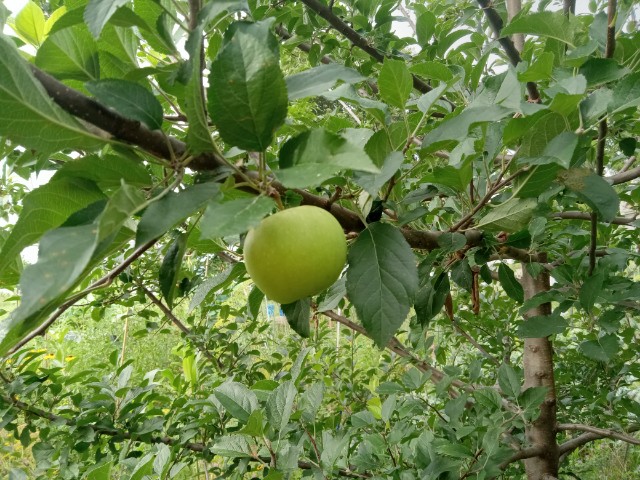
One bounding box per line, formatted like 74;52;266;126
0;0;639;479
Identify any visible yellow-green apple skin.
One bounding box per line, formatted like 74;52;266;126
243;206;347;304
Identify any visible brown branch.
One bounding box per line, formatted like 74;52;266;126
140;286;220;366
589;0;617;275
620;155;637;173
476;0;540;102
298;0;433;94
6;239;158;355
609;165;640;185
499;446;547;470
557;423;640;447
563;0;576;15
552;211;637;225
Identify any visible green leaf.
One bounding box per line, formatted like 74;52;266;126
53;154;152;189
211;435;254;458
415;271;450;327
277;129;379;189
200;196;275;239
317;276;346;312
208;19;287;151
476;197;537;233
238;410;264;437
353;152;404;197
214;382;259;422
159;233;188;308
0;177;105;278
189;263;246;311
498;263;524;304
518;132;578;169
497;364;521;398
517;314;568;337
85;79;163;130
247;285;265;320
559;169;619;222
579;271;604;313
422;106;513;150
502;11;577;47
518;52;554;82
580;334;619;362
347;223;418;347
321;83;388;115
411;62;453;83
282;298;311;338
0;34;104;153
14;1;45;46
85;461;112;480
84;0;129;38
519;386;548;411
0;184;144;355
129;453;154;480
437;233;466;253
136;182;220;245
266;381;296;436
378;58;412;108
421;164;472;193
286;64;365;100
607;72;640;114
35;24;99;81
579;58;630;87
416;83;449;114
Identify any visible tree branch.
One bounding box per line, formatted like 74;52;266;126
589;0;617;275
6;239;158;355
476;0;540;102
609;165;640;185
557;423;640;449
552;211;637;225
499;445;547;470
298;0;433;94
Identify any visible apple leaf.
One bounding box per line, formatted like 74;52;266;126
208;19;287;151
14;1;45;46
502;11;578;47
159;233;188;308
84;0;129;38
558;168;619;222
136;182;220;246
52;154;153;189
353;152;404;197
265;381;297;437
0;33;104;154
378;58;412;108
200;196;275;239
0;177;106;282
346;223;418;347
282;298;311;338
286;64;365;101
35;24;99;81
498;263;524;304
476;197;537;232
214;382;259;422
277;129;379;189
579;334;619;362
85;79;163;130
211;435;254;458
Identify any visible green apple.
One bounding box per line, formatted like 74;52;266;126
243;205;347;304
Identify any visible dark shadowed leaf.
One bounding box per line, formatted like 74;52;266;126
347;223;418;347
517;314;569;337
282;298;311;338
159;233;188;308
559;168;619;222
498;263;524;304
580;334;619;362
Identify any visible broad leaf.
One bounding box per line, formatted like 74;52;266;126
347;223;418;347
498;263;524;304
497;364;521;398
277;129;379;189
353;152;404;197
136;182;220;245
266;381;297;436
53;154;152;188
476;197;537;232
35;24;99;81
189;263;246;311
286;64;365;100
84;0;129;38
200;196;275;239
282;298;311;338
378;58;412;108
86;79;163;130
14;1;45;46
580;334;619;362
159;233;188;308
214;383;258;422
0;34;103;154
607;72;640;114
208;19;287;151
559;168;619;222
0;177;105;279
502;11;578;47
517;314;568;337
579;271;604;313
212;435;254;458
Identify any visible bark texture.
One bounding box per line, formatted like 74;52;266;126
521;262;559;479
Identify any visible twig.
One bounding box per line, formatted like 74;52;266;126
609;165;640;185
557;423;640;454
620;155;637;173
476;0;540;102
499;446;548;470
140;286;220;366
6;239;158;355
451;317;500;365
589;0;617;276
552;211;637;225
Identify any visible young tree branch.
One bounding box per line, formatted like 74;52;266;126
609;165;640;185
557;423;640;447
589;0;617;275
6;239;158;355
476;0;540;102
552;211;638;225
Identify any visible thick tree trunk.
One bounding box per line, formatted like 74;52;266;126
521;262;559;479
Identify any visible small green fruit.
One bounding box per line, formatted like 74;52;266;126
243;205;347;304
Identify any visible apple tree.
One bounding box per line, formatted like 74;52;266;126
0;0;639;478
